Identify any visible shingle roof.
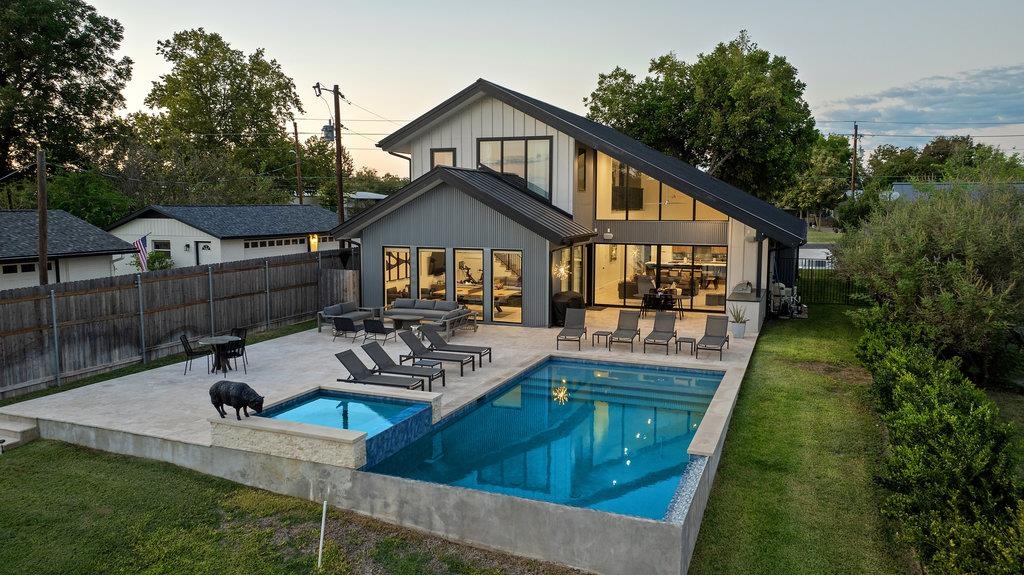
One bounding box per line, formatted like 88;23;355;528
0;210;135;261
330;167;595;245
378;78;807;247
108;204;341;238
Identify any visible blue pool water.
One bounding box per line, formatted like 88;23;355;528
261;390;429;439
370;358;722;520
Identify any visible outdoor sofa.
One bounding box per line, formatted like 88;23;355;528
384;298;477;338
317;301;373;332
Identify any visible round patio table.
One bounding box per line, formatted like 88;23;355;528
197;335;240;374
388;314;424;331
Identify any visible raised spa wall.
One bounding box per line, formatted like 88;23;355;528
209;384;442;469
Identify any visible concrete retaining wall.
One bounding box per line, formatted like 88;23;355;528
210;417;367;468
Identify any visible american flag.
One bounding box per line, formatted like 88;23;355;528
133;235;149;271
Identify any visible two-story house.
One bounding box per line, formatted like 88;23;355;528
330;79;806;330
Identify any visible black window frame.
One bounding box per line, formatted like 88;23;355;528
430;148;457;168
476;136;554;201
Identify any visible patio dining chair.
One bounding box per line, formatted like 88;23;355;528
229;327;248;368
180;335;210;375
222;338;247;374
556;308;587;351
643;312;677;355
695;315;731;360
608;310;641;352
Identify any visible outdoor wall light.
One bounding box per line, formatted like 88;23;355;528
184;244;190;252
602;228;614;240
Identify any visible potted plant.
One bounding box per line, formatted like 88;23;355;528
728;304;748;339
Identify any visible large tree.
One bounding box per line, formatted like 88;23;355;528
0;0;132;179
778;133;853;221
585;31;817;202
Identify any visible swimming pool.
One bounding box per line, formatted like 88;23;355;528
261;389;429;439
370;358;722;520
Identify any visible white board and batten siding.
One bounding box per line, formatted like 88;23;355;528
109;218;220;274
406;96;577;213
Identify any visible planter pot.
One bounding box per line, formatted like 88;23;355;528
730;321;747;339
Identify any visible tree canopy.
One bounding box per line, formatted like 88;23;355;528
585;31;817;203
778;133;852;218
0;0;132;176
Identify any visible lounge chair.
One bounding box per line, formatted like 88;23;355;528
363;318;397;344
695;315;731;360
180;335;210;375
607;310;641;352
397;330;475;376
362;341;445;391
334;350;424;390
556;308;587;350
332;317;364;342
643;312;677;355
420;326;492;366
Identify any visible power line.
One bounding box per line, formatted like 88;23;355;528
818;119;1024;126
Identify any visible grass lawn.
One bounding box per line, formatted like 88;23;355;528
806;228;843;244
0;441;581;575
689;305;911;575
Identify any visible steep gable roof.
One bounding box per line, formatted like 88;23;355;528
378;78;806;247
330;167;595;245
0;210;135;261
108;204;340;239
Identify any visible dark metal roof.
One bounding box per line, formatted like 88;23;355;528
107;204;341;238
330;167;595;245
378;78;807;247
0;210;136;261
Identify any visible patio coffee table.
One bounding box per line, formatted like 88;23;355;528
388;314;424;330
197;335;241;374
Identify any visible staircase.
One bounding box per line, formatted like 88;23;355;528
492;253;521;283
0;413;39;452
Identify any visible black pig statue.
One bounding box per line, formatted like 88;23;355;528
209;380;264;420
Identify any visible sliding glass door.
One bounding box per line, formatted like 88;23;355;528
492;250;522;324
591;243;727;311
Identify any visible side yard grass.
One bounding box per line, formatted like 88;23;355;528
0;440;581;575
689;305;911;575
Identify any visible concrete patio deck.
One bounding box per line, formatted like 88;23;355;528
0;308;755;447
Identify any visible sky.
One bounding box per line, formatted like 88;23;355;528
90;0;1024;175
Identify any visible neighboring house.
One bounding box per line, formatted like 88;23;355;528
888;181;1024;202
331;79;806;329
107;204;342;275
0;210;135;291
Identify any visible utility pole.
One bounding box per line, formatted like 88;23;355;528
292;120;304;205
332;84;345;224
850;122;859;199
36;148;48;286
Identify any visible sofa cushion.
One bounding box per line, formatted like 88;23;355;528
393;298;415;309
340;301;357;314
341;310;372;321
414;300;436;310
434;300;459;312
417;310;448;320
323;303;345;316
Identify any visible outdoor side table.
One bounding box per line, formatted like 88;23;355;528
676;336;697;355
592;330;612;348
197;335;241;374
412;358;441;369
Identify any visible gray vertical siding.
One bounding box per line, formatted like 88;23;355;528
359;185;551;327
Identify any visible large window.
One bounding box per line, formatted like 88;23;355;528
595;152;728;221
152;240;171;257
454;249;484;315
492;250;522;324
430;148;455;168
477;137;552;199
592;243;727;311
418;248;446;300
383;247;411;305
551;245;583;296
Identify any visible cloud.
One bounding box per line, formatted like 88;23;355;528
815;65;1024;153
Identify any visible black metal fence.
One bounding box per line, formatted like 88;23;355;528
780;258;866;305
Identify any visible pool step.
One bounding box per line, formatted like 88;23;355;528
0;414;40;452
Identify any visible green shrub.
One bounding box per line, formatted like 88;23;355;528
147;251;174;270
855;309;1024;572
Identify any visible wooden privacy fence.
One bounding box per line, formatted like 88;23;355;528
0;249;359;398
